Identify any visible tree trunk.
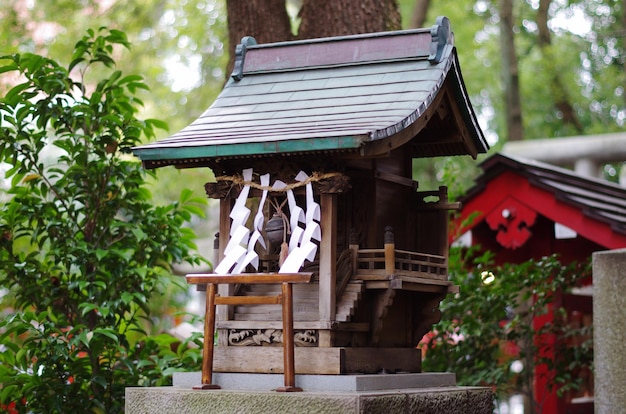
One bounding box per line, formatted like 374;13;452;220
298;0;401;39
225;0;401;76
225;0;293;76
536;0;583;133
499;0;524;141
410;0;431;29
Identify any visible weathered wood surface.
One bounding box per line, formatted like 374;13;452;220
213;347;421;375
186;273;313;285
319;193;337;323
355;248;447;280
188;272;313;391
230;280;366;323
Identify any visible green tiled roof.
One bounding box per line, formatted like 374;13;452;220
133;17;488;169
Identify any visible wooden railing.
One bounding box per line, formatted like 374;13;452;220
354;248;447;280
352;227;447;281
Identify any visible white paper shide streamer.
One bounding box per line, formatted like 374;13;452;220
279;171;321;273
214;169;321;274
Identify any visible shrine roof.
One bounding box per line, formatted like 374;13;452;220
132;17;488;169
458;153;626;248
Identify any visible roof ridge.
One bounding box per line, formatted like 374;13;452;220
486;153;626;192
231;17;453;80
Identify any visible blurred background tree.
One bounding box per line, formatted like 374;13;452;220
2;0;623;193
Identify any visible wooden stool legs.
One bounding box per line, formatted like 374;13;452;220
186;273;312;392
275;282;302;392
193;283;220;389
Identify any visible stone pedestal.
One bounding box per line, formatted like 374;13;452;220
125;373;494;414
592;248;626;414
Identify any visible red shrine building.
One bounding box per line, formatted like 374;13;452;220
454;152;626;413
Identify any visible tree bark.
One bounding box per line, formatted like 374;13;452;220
410;0;431;29
499;0;524;141
225;0;401;76
298;0;401;39
225;0;293;77
536;0;583;133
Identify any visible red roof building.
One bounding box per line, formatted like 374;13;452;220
454;153;626;413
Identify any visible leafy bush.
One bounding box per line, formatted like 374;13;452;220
422;247;592;411
0;28;205;413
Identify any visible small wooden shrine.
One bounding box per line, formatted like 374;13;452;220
133;17;489;381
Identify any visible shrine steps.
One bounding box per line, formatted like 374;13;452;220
231;280;364;322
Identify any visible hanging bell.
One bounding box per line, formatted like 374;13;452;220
265;214;285;246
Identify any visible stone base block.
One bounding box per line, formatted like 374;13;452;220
173;372;456;392
126;384;494;414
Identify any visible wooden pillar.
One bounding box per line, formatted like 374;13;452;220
319;193;337;343
194;282;220;389
217;195;231;264
217;195;233;345
276;281;302;392
384;226;395;276
349;230;360;275
437;186;450;260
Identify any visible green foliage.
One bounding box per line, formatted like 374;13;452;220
0;0;228;133
422;247;593;409
0;0;228;212
0;28;205;413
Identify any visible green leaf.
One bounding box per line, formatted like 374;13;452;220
145;118;169;132
78;331;92;347
136;359;155;369
0;63;18;74
131;227;147;241
93;328;119;343
0;25;208;413
179;188;194;204
161;367;185;377
182;204;206;218
121;292;133;305
91;375;108;388
4;82;32;103
80;303;98;316
118;74;143;85
0;384;19;404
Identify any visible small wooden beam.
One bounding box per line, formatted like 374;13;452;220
375;170;418;189
215;295;282;305
187;273;312;285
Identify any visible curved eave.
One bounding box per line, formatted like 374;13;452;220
136;135;367;169
132;21;488;169
363;51;488;159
